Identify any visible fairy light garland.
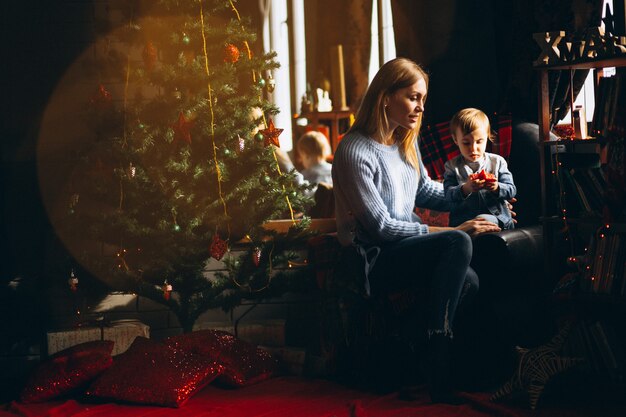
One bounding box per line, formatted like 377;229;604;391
199;1;231;238
553;137;615;289
227;0;296;225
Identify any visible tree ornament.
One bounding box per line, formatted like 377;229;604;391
162;279;173;301
254;132;264;143
182;33;190;45
492;323;581;410
259;174;271;186
173;223;181;232
68;269;79;292
223;43;240;63
223;148;232;157
172;112;192;144
257;77;266;88
209;234;228;261
238;135;245;152
172;88;182;100
252;247;262;267
127;163;136;179
260;119;283;147
266;73;276;93
89;84;112;106
142;41;157;71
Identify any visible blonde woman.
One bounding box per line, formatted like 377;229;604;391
332;58;500;404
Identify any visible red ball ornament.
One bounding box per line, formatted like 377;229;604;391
210;234;228;261
223;44;240;63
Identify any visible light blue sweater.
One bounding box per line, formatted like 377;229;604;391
332;131;450;247
443;153;516;229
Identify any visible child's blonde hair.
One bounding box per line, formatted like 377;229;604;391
449;108;495;142
297;131;331;160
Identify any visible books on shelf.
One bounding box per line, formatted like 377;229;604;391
591;72;622;137
581;231;626;296
555;166;606;218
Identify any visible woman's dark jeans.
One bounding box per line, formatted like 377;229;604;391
369;230;478;338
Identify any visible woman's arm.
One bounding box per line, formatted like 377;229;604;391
414;149;451;212
333;138;429;242
430;218;501;237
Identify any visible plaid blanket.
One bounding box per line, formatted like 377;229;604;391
419;113;512;180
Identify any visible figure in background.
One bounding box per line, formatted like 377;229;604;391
444;108;517;230
332;58;500;404
296;131;333;186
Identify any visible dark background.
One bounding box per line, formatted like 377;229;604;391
0;0;608;402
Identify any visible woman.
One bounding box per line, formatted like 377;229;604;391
332;58;500;404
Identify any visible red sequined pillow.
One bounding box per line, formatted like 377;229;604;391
165;330;278;387
20;340;114;403
86;337;222;408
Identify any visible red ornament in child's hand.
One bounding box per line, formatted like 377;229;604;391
223;44;240;63
209;234;228;261
469;169;496;182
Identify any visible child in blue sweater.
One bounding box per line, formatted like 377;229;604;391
444;108;517;229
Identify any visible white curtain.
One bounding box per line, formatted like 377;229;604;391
368;0;396;83
260;0;294;150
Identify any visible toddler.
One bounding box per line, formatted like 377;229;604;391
297;130;332;185
443;108;516;229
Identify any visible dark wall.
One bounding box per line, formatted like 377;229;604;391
1;0;97;401
392;0;505;126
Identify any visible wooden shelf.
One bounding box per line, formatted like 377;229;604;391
301;110;352;153
534;56;626;71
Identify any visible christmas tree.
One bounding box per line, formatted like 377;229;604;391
59;0;314;332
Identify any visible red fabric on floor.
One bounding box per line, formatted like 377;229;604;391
2;376;623;417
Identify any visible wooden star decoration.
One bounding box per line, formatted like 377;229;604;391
491;323;582;410
172;112;193;144
260;118;283;147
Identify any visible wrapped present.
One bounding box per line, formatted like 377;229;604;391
47;319;150;356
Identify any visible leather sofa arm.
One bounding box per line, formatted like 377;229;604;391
471;225;544;294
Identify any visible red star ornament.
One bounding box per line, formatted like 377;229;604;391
260;119;283;147
172;112;192;144
209;234;228;261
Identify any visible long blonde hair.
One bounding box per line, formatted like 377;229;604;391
349;57;428;169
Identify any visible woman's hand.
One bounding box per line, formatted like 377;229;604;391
455;218;501;237
506;197;517;224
